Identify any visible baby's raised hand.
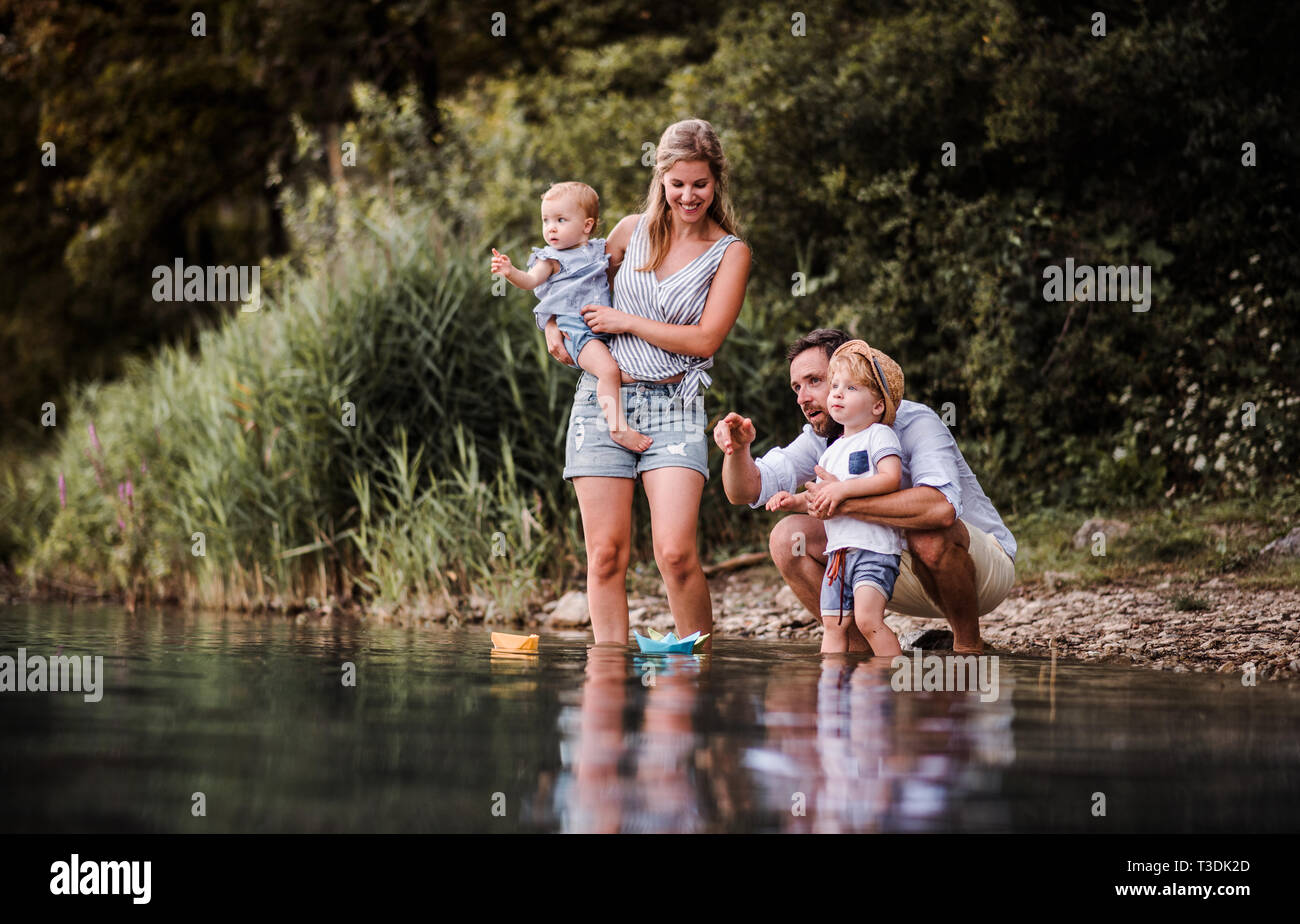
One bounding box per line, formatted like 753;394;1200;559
490;248;513;276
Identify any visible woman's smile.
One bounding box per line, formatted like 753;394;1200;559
663;158;715;221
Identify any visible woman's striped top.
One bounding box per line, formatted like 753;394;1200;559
607;212;740;404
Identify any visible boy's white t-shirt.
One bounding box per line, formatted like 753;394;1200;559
817;423;904;556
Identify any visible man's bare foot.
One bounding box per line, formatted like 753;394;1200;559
610;426;652;452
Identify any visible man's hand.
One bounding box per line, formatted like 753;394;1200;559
713;412;756;456
544;317;576;366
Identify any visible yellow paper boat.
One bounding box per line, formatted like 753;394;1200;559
491;632;539;653
490;648;539;664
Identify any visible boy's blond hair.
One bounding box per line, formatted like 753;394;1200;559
541;181;600;230
828;340;905;426
828;350;880;395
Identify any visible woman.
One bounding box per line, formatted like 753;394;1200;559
544;118;751;649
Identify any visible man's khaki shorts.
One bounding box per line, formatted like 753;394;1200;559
885;519;1015;620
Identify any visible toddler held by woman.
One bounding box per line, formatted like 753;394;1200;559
491;181;651;452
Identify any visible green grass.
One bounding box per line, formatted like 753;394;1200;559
1006;493;1300;590
4;205;591;617
0;201;799;618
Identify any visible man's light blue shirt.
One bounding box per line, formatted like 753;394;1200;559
748;399;1017;560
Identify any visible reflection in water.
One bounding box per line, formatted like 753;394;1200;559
749;657;1015;832
561;647;709;833
2;603;1298;833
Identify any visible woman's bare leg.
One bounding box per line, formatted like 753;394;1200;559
641;467;711;650
573;475;635;644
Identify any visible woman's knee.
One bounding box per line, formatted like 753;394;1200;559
653;543;700;582
586;540;630;581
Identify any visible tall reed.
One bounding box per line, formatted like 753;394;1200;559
10;203;794;616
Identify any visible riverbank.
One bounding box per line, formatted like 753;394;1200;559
7;558;1298;681
8;498;1300;683
602;562;1300;682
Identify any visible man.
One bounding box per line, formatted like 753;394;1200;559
713;329;1016;653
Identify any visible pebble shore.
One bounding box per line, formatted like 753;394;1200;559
542;564;1300;682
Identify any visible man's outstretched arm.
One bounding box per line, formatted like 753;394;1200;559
721;445;764;506
714;412;762;505
716;413;825;508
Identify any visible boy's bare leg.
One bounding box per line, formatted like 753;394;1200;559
820;609;851;654
853;584;902;657
769;516;873;652
576;340;652;453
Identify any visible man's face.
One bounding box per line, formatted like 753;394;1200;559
789;348;837;438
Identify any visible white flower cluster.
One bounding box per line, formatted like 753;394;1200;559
1129;268;1295;495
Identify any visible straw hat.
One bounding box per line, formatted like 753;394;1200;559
830;340;905;426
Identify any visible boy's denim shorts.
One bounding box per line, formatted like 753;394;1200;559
555;313;609;365
562;371;710;482
820;547;901;620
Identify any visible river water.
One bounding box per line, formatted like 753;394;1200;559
1;603;1297;833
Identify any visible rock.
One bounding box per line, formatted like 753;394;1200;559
545;590;590;627
774;585;802;611
898;628;954;650
1043;571;1079;593
1260;527;1300;560
1072;518;1131;550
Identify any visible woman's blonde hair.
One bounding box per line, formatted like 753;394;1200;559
541;181;600;233
637;119;741;272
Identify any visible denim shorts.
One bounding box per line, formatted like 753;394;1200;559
562;371;710;482
555;313;609;366
820;547;901;619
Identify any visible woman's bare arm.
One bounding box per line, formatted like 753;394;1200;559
604;214;638;292
621;242;751;356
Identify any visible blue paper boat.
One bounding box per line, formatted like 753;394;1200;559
633;628;710;654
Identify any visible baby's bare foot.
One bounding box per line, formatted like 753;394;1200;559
610;425;653;453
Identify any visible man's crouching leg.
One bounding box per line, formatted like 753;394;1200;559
905;520;982;653
769;515;872;653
